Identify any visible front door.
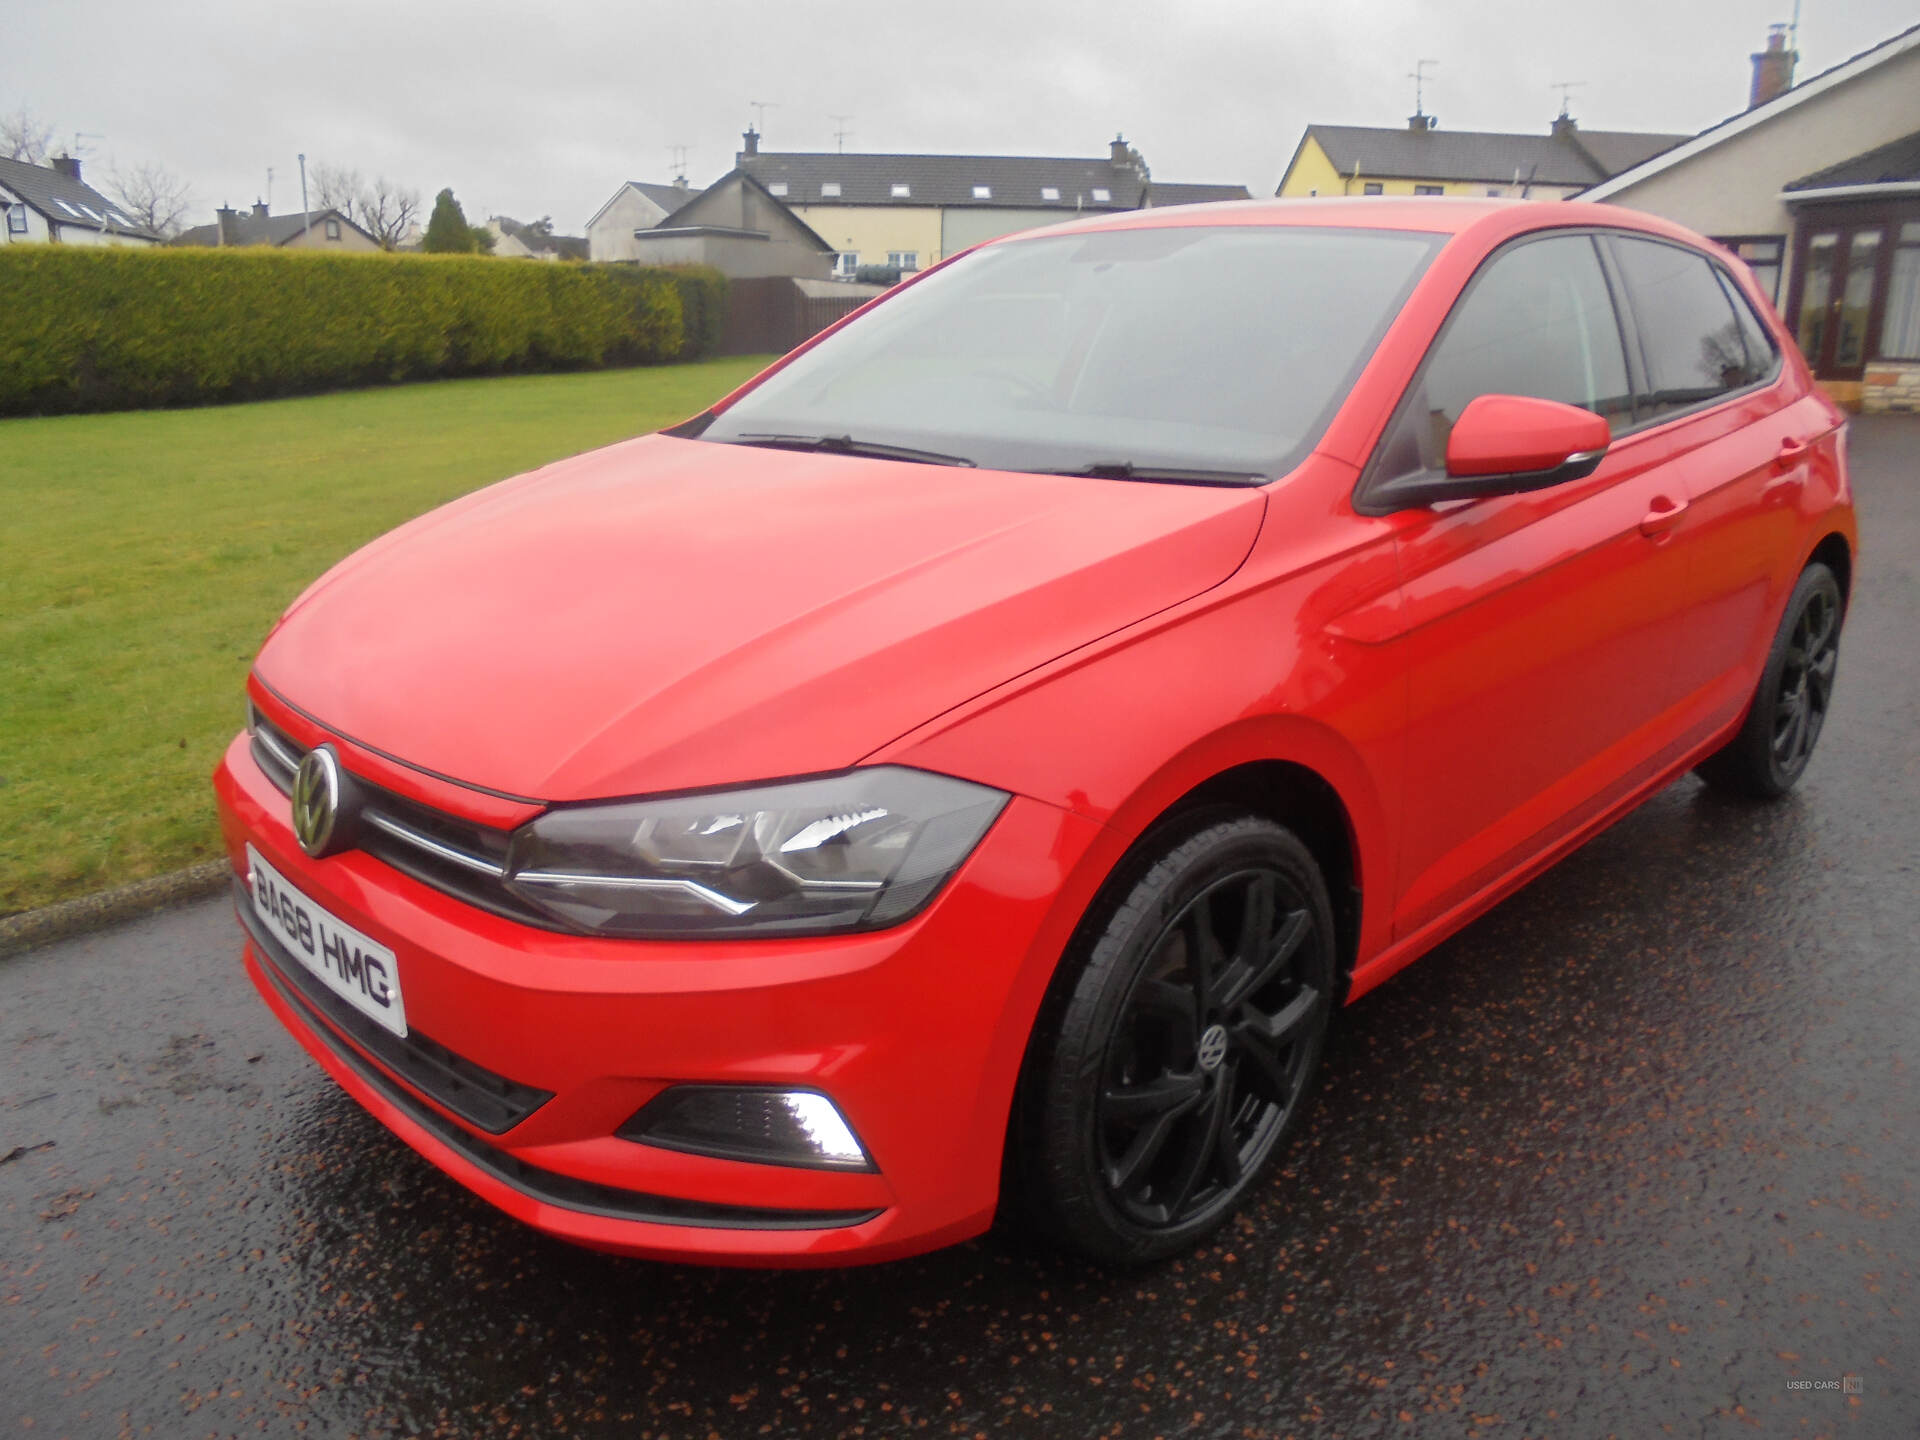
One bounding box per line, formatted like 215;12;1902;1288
1355;233;1693;941
1792;223;1883;380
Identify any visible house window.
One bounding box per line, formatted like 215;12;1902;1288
890;183;910;198
887;250;919;271
972;184;991;200
1414;185;1444;196
1090;187;1111;202
1884;220;1920;361
820;182;841;197
325;218;341;239
6;203;26;235
834;251;858;278
1362;182;1384;195
1709;235;1785;305
1041;186;1060;201
768;182;788;197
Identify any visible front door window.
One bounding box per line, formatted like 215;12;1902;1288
1834;229;1881;368
1797;231;1837;363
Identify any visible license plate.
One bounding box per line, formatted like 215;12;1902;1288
246;845;408;1038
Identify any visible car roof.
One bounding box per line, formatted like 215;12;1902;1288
981;196;1716;252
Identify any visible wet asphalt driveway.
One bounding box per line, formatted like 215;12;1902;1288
4;416;1918;1439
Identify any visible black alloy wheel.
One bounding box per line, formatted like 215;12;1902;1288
1016;815;1336;1264
1698;562;1844;799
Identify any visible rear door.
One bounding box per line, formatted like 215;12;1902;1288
1357;232;1696;940
1601;234;1824;750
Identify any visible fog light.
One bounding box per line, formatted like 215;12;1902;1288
620;1086;874;1171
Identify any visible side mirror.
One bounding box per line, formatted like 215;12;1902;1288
1372;394;1611;510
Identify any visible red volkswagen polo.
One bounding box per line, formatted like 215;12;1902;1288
215;198;1855;1266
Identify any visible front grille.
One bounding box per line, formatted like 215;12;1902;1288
243;894;882;1231
249;705;554;929
236;880;552;1133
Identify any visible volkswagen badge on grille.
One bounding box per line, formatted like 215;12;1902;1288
291;746;345;857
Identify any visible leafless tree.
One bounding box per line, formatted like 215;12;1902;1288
2;108;57;165
357;176;422;249
110;160;196;238
310;162;364;222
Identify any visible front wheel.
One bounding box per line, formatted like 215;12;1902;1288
1696;561;1844;799
1014;816;1336;1265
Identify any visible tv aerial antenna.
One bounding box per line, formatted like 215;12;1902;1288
1408;59;1439;121
748;100;779;136
1550;80;1587;118
666;145;690;181
829;114;854;153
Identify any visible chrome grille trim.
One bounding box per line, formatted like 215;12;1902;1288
245;705;550;927
362;811;507;878
253;720;301;775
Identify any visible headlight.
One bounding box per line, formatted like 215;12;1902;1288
503;767;1009;938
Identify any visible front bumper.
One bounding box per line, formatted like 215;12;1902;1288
215;729;1103;1266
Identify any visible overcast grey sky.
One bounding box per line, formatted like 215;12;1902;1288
5;0;1915;232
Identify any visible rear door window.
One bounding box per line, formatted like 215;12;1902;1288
1368;233;1632;489
1714;268;1782;386
1609;236;1766;419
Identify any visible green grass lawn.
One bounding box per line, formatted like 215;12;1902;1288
0;358;771;916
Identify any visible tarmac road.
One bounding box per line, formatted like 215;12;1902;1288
4;416;1917;1439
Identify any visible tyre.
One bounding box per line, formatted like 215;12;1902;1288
1014;815;1336;1264
1696;561;1844;799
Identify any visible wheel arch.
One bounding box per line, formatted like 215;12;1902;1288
1142;761;1363;1000
1808;531;1852;609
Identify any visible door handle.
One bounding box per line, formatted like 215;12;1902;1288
1639;494;1688;537
1774;435;1811;473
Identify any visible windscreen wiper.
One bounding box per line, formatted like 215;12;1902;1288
1046;462;1266;487
729;433;976;467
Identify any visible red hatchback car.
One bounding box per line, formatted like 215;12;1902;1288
216;198;1855;1266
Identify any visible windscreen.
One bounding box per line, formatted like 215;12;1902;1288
698;225;1443;482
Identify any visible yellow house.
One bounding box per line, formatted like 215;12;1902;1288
785;202;945;276
1276;115;1685;201
732;131;1248;276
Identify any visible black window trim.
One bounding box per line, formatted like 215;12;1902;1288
1352;225;1785;516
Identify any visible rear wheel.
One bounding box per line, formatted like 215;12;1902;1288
1015;816;1336;1264
1697;562;1844;799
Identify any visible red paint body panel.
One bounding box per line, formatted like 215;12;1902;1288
257;438;1265;800
1445;394;1611;477
214;198;1859;1264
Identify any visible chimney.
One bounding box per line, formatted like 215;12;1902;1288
216;204;238;246
1550;113;1578;140
51;153;81;181
252;200;270;218
741;127;759;160
1749;24;1796;109
1407;113;1436;132
673;175;689;190
1110;134;1131;165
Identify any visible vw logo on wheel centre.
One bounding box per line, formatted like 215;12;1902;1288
290;746;345;857
1197;1023;1230;1072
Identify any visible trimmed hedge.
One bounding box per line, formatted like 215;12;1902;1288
0;247;731;416
663;265;729;361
